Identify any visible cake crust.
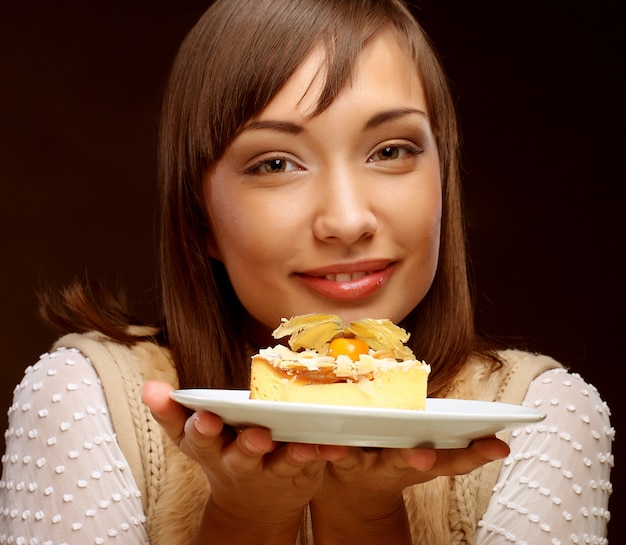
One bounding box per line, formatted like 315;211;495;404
250;353;429;409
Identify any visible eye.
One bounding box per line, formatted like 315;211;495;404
369;143;422;163
246;156;301;175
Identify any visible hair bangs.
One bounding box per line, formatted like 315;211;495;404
189;0;423;164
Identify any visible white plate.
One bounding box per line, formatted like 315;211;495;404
170;389;546;448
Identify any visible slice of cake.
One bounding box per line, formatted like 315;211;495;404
249;314;430;410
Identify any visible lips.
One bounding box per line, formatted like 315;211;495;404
296;261;395;301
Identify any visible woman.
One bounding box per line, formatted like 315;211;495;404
0;1;613;544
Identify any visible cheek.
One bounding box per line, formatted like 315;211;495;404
205;168;267;259
419;193;442;272
206;164;313;264
424;194;443;251
391;171;442;250
211;204;280;264
206;180;301;275
396;188;442;316
407;205;441;283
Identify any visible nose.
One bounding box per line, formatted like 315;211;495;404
312;167;378;244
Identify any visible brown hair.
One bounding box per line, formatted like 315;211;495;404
42;0;500;396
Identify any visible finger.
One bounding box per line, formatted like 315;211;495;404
235;426;275;458
469;435;511;461
421;436;509;476
399;447;438;472
189;425;276;477
142;380;188;444
317;446;374;471
317;444;350;462
184;410;227;445
263;442;328;480
357;447;436;475
182;409;239;459
285;443;323;466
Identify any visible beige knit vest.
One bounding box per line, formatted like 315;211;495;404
53;332;561;545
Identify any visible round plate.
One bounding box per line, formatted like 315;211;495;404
170;389;545;448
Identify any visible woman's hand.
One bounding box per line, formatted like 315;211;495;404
310;438;510;544
141;380;341;544
317;436;509;500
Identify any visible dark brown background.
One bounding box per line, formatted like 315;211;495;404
1;0;623;540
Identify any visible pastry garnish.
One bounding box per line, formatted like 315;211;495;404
272;313;414;360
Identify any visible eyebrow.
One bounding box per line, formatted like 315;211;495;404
364;107;427;130
241;107;427;135
240;119;304;135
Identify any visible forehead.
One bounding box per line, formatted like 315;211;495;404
256;32;425;122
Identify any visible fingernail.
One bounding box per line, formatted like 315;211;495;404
193;415;207;435
242;434;265;455
291;445;314;463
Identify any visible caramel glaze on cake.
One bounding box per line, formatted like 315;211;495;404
249;314;430;410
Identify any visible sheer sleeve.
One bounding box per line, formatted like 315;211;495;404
476;368;614;545
1;347;150;544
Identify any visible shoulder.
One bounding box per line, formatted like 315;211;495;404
451;349;564;403
494;349;564;404
512;366;613;486
10;345;104;408
52;330;177;386
501;353;612;424
4;346;114;467
2;348;149;543
524;367;612;428
497;348;563;372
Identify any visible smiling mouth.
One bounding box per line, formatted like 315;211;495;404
323;272;370;282
296;263;396;301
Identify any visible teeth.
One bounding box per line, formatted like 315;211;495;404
325;272;369;282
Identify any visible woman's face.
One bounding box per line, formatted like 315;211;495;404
203;33;442;334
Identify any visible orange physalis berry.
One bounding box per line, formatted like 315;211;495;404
328;337;369;362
